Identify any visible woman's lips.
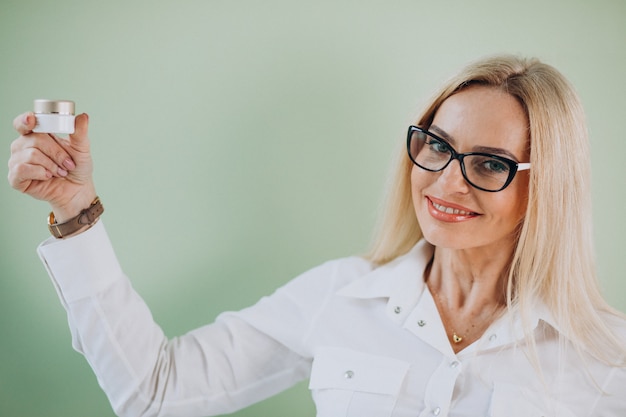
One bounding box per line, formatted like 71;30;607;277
426;196;480;222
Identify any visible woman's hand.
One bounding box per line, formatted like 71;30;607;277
8;112;97;222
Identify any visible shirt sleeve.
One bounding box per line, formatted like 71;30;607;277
37;221;310;417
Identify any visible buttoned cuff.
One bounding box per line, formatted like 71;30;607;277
38;221;124;305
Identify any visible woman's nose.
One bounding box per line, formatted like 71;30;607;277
438;159;471;193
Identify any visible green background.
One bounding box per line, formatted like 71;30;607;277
1;1;625;416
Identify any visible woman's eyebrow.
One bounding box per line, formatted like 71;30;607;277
430;124;521;161
430;125;455;144
474;146;519;161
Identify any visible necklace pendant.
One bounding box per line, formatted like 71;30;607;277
452;333;463;343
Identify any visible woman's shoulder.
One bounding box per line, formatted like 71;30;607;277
287;240;434;299
279;254;376;296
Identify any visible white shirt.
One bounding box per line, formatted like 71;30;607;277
38;221;626;417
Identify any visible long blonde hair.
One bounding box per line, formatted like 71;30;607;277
367;55;625;364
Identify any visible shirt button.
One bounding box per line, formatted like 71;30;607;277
433;407;441;416
489;334;498;342
394;306;402;314
417;320;427;327
344;370;354;379
450;361;459;368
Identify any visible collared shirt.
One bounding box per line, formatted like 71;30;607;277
38;221;626;417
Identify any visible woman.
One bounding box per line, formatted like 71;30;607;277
8;55;626;416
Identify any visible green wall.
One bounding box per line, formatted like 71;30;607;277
1;1;625;416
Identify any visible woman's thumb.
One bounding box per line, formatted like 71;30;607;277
69;113;90;149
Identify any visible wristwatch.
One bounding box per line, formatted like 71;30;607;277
47;197;104;239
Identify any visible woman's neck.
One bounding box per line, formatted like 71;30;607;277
426;246;510;308
425;246;511;352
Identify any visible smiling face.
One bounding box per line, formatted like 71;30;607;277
411;85;530;252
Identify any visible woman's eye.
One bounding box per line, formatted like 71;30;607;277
427;139;449;153
483;159;509;173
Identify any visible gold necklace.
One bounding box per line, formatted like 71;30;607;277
428;284;501;345
429;286;466;343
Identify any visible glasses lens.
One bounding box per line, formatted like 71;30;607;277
463;155;512;191
409;130;451;171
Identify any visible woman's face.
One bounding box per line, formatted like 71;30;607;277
411;86;530;252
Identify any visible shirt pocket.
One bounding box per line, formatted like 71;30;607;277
489;382;577;417
309;347;410;417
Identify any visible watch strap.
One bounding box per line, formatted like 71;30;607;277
48;197;104;239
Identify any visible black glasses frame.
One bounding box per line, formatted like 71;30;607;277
406;125;531;192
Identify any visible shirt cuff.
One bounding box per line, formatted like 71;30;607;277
38;220;125;304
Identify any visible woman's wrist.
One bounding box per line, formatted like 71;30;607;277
49;189;98;223
48;193;103;239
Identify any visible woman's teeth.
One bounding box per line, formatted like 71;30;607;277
432;201;473;215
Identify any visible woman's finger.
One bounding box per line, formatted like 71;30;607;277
8;140;73;192
25;147;69;177
12;112;36;135
10;134;75;174
8;158;54;193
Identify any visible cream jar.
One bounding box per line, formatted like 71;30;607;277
33;99;76;134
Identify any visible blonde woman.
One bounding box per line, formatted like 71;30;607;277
8;55;626;416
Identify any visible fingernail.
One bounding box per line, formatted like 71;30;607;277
63;159;76;170
58;168;68;177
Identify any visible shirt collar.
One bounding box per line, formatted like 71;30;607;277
473;299;564;354
337;239;563;344
337;240;434;322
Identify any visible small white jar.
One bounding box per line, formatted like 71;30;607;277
33;99;76;134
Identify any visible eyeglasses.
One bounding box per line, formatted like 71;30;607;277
406;125;531;192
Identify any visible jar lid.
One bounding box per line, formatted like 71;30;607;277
33;99;75;115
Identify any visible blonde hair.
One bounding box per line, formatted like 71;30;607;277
367;55;625;364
